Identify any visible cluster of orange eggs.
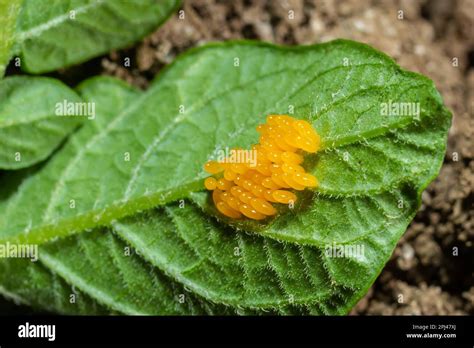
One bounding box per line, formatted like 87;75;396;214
203;115;320;220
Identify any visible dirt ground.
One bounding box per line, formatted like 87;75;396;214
5;0;472;315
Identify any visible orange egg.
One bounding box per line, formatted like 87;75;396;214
238;190;254;204
204;177;217;190
272;190;297;204
234;175;245;187
255;162;272;176
230;186;244;198
230;163;247;174
216;201;242;219
263;189;278;203
212;190;222;205
222;194;241;211
217;178;233;191
262;177;280;189
204;161;224;174
293;120;320;149
281;172;305;190
281;151;303;165
263;149;282;163
243;179;254;191
223;167;237;181
281;162;304;173
297;136;318;153
250;198;277;216
293;172;319;187
271;173;290;188
250;184;265;198
250;172;265;184
239;203;267;220
283;131;306;150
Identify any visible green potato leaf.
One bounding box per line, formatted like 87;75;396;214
7;0;181;73
0;76;83;169
0;40;451;315
0;0;22;77
0;75;139;241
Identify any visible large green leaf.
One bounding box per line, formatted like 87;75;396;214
0;40;451;314
0;0;22;77
0;40;450;247
8;0;180;73
0;76;83;169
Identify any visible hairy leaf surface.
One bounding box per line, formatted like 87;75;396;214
0;0;22;77
113;203;357;314
0;258;110;314
39;229;237;315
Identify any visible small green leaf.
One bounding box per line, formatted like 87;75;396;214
0;0;22;77
0;76;139;241
0;76;82;169
12;0;181;73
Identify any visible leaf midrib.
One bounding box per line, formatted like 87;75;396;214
41;88;153;222
16;1;103;42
